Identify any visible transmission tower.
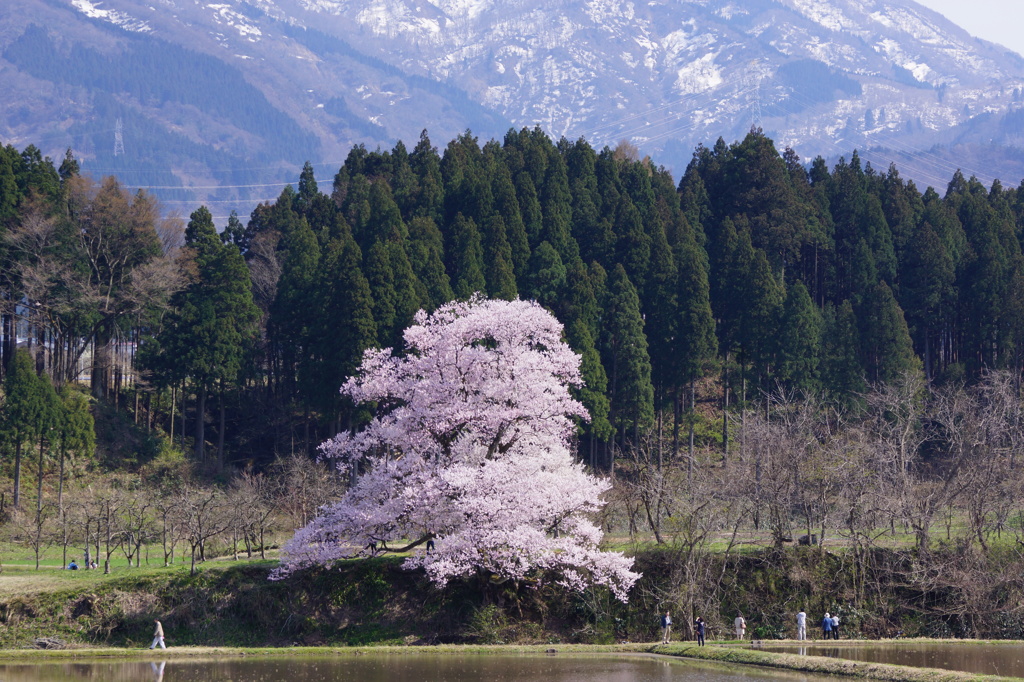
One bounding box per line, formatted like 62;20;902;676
747;59;765;129
114;118;125;157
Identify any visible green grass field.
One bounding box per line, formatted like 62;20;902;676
0;542;280;596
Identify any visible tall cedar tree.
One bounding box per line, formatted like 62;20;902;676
157;206;260;467
900;220;955;380
300;235;377;429
523;241;566;310
821;301;867;400
480;214;518;300
861;281;921;384
2;349;44;508
446;214;486;299
488;159;530;276
56;384;95;511
407;216;453;309
387;239;423;347
33;371;61;515
672;228;718;459
364;241;398;347
776;280;823;392
603;264;655;444
722;129;812;274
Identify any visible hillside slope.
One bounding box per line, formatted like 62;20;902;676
3;0;1024;218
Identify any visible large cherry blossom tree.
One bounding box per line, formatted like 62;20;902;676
274;297;638;600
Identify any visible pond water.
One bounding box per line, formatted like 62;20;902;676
760;642;1024;677
0;653;831;682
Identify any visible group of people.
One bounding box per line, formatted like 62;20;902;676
660;609;842;644
657;611;728;645
820;611;841;639
66;559;99;570
797;609;841;640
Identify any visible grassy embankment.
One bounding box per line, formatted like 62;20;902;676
3;549;1024;681
3;542;1023;650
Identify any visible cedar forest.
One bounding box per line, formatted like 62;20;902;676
3;127;1024;594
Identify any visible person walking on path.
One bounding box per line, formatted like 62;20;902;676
821;612;833;639
831;614;840;640
149;619;166;649
734;612;746;640
694;617;706;646
796;609;807;640
660;611;672;644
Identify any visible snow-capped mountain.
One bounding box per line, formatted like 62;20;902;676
3;0;1023;216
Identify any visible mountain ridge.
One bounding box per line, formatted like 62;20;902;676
3;0;1024;216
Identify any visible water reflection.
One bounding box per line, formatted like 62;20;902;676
763;642;1024;677
0;654;835;682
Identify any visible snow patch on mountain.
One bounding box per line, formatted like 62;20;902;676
72;0;153;32
438;0;492;22
584;0;636;27
787;0;851;33
297;0;347;16
354;0;443;39
716;4;747;21
675;53;723;95
207;4;262;40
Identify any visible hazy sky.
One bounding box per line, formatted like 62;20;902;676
914;0;1024;56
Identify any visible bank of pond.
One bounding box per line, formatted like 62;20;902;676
0;643;1021;682
760;641;1024;678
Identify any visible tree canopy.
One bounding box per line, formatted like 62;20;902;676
274;297;639;600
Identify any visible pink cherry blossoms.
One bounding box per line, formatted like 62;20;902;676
274;297;639;601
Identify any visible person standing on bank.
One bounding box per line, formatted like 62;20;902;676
831;613;840;639
734;612;746;640
149;619;166;649
796;609;807;640
822;612;832;639
694;617;706;646
661;611;672;644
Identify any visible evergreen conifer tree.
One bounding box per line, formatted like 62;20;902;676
523;241;566;309
672;229;717;461
603;265;655;444
2;350;43;508
861;281;921;383
490;162;530;276
776;281;822;392
364;241;398;347
158;206;261;466
900;221;955;379
301;235;377;429
55;385;94;511
821;300;866;400
446;214;486;299
407;216;453;309
480;214;518;300
269;211;321;401
409;131;444;224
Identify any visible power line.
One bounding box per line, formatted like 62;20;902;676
120;182;293;190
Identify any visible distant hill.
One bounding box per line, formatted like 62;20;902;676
2;0;1024;218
